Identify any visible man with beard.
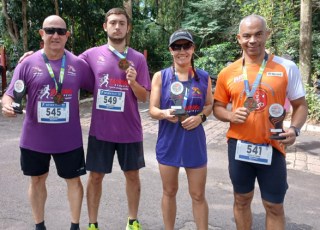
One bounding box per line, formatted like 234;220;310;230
79;8;150;230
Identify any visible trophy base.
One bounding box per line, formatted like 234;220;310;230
172;109;187;116
13;108;23;114
270;135;286;140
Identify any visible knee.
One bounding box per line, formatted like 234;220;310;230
163;186;178;198
89;172;104;184
189;190;206;203
234;192;253;210
264;201;284;216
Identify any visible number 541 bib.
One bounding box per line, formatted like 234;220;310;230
235;140;273;165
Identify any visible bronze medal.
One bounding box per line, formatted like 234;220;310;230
244;97;257;112
54;93;64;104
118;59;130;70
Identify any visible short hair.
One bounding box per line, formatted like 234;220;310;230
238;14;268;33
105;8;131;24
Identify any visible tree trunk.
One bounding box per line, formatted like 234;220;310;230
22;0;28;51
299;0;312;85
1;0;19;44
123;0;132;46
54;0;59;15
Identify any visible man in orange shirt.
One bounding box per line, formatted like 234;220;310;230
213;15;308;230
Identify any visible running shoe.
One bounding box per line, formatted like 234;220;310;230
88;224;99;230
126;218;142;230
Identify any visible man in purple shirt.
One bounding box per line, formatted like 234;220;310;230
80;8;150;230
1;15;93;230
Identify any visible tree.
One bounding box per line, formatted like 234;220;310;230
299;0;312;84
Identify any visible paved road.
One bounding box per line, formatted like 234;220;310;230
0;100;319;229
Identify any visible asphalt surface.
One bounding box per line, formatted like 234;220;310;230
0;100;320;230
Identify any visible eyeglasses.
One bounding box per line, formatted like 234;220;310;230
43;27;67;35
170;43;193;51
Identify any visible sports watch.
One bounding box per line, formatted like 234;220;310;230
290;126;300;136
198;113;207;123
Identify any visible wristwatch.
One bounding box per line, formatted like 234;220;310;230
290;126;300;136
198;113;207;123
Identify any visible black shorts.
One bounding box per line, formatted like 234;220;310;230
228;138;288;204
20;147;86;179
86;135;145;173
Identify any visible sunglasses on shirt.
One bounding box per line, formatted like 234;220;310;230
170;43;193;51
43;27;68;35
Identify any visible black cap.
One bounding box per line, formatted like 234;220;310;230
169;30;194;47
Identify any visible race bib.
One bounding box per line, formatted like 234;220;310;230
37;101;69;124
235;140;273;165
96;89;125;112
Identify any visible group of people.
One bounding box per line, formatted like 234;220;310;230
1;8;308;230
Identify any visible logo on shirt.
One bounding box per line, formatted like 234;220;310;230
32;66;43;77
67;65;76;76
100;74;109;87
38;84;73;100
233;74;244;83
97;56;106;65
253;89;268;111
267;72;283;77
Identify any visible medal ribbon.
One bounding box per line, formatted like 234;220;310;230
108;44;128;60
41;50;66;94
242;53;268;98
173;67;194;109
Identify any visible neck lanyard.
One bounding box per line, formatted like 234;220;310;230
108;44;128;59
41;50;66;94
173;67;194;108
242;53;268;98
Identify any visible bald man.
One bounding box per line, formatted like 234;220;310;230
213;15;308;229
1;15;94;230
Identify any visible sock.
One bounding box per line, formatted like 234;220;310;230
70;222;80;230
128;219;137;225
35;221;46;230
89;223;98;228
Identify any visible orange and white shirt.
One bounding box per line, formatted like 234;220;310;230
214;54;305;155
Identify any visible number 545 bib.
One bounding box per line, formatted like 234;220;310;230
37;102;69;123
235;140;273;165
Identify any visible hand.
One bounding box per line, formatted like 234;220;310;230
229;107;250;123
2;103;17;117
126;66;137;86
278;128;297;146
18;51;34;63
163;109;178;123
181;115;202;130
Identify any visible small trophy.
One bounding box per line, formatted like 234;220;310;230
12;80;26;114
170;81;188;119
269;103;286;140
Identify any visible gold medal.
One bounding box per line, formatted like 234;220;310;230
118;59;130;70
54;93;64;104
244;97;257;112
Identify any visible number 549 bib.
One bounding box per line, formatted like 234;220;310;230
96;89;125;112
235;140;273;165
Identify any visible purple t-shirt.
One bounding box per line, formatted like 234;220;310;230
6;49;94;153
79;44;151;143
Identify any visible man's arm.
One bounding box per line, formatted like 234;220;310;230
1;94;16;117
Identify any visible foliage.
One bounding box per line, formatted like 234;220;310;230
195;42;240;76
305;82;320;123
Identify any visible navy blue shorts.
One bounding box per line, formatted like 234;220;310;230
228;138;288;204
20;147;86;179
86;135;145;173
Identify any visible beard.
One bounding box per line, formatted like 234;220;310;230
108;34;126;44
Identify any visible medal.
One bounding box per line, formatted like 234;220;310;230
118;59;130;70
244;97;257;112
54;93;64;104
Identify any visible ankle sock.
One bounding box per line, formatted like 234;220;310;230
128;219;137;225
70;222;80;230
35;221;46;230
89;222;98;228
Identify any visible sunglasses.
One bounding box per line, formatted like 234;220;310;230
43;27;67;35
170;43;193;51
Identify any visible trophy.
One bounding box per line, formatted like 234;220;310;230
12;80;26;114
170;81;188;120
269;103;286;140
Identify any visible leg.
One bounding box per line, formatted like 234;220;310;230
65;177;84;224
233;191;254;230
158;164;179;230
262;200;285;230
185;166;208;230
28;173;49;224
124;170;141;219
86;172;105;224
